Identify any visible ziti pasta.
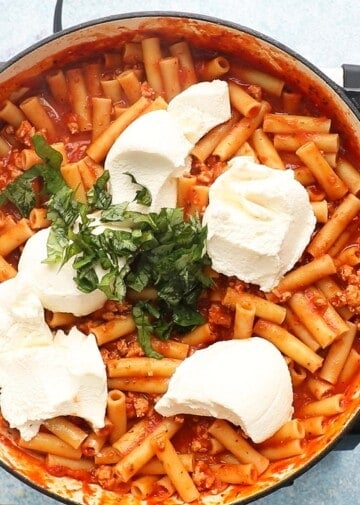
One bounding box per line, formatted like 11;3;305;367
0;31;358;505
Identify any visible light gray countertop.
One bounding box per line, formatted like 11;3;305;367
0;1;359;504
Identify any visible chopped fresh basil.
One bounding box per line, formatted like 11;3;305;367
0;135;65;216
2;135;213;357
124;171;152;207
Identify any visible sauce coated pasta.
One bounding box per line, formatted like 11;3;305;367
0;31;359;504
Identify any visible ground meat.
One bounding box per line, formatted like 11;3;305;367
126;392;153;419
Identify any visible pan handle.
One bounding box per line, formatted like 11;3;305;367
342;64;360;110
53;0;64;33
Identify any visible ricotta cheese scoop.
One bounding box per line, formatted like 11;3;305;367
104;80;231;212
0;327;107;441
155;337;294;443
202;156;316;291
18;227;107;316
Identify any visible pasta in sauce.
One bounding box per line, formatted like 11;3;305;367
0;32;359;503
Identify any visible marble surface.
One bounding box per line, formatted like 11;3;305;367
0;1;359;504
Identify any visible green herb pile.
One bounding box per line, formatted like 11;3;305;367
0;136;213;357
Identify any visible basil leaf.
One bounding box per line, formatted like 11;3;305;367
0;135;65;216
132;302;162;359
124;172;152;207
87;170;112;210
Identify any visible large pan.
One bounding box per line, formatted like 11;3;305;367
0;9;359;505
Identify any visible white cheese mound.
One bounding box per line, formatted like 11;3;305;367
0;327;107;441
202;157;316;292
0;275;53;352
17;227;107;316
167;80;231;144
105;109;193;212
105;81;231;212
155;338;294;443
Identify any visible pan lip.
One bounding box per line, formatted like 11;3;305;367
0;8;359;505
1;10;359;121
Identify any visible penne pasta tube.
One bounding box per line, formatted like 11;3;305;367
114;417;182;482
46;453;94;471
83;61;102;98
209;420;269;474
259;439;303;460
46;70;69;104
107;389;127;444
181;323;213;346
0;218;34;257
298;394;345;418
20;96;57;142
288;287;349;348
66;68;92;132
169;41;197;89
42;417;88;449
319;322;356;384
274;133;339;153
213;101;271;160
210;463;257;485
191;111;240;162
263;114;331;134
253;319;323;373
311;200;328;223
0;255;17;281
150;338;189;360
335;157;360;195
263;419;305;444
233;301;256;339
315;277;353;321
107;357;181;378
282;91;302;114
94;445;121;465
19;432;82;460
117;70;142;104
296;141;348;200
338;348;360;384
274;254;336;295
308;193;360;257
306;376;333;400
230;64;284;96
60;162;87;204
223;288;286;324
300;416;327;437
284;307;320;351
141;37;163;94
122;42;143;64
100;78;123;103
91;97;112;141
152;476;175;499
250;128;285;169
92;314;136;346
86;96;151;162
139;454;194;475
199;56;230;81
0;99;26;127
29;207;51;230
228;81;261;118
46;311;77;329
107;377;168;394
159;57;181;101
131;475;158;499
150;433;200;503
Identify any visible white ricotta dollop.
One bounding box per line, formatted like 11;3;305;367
17;227;107;316
0;327;107;441
202;157;316;292
0;275;52;352
167;80;231;144
105;109;192;212
155;337;293;443
105;81;231;212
